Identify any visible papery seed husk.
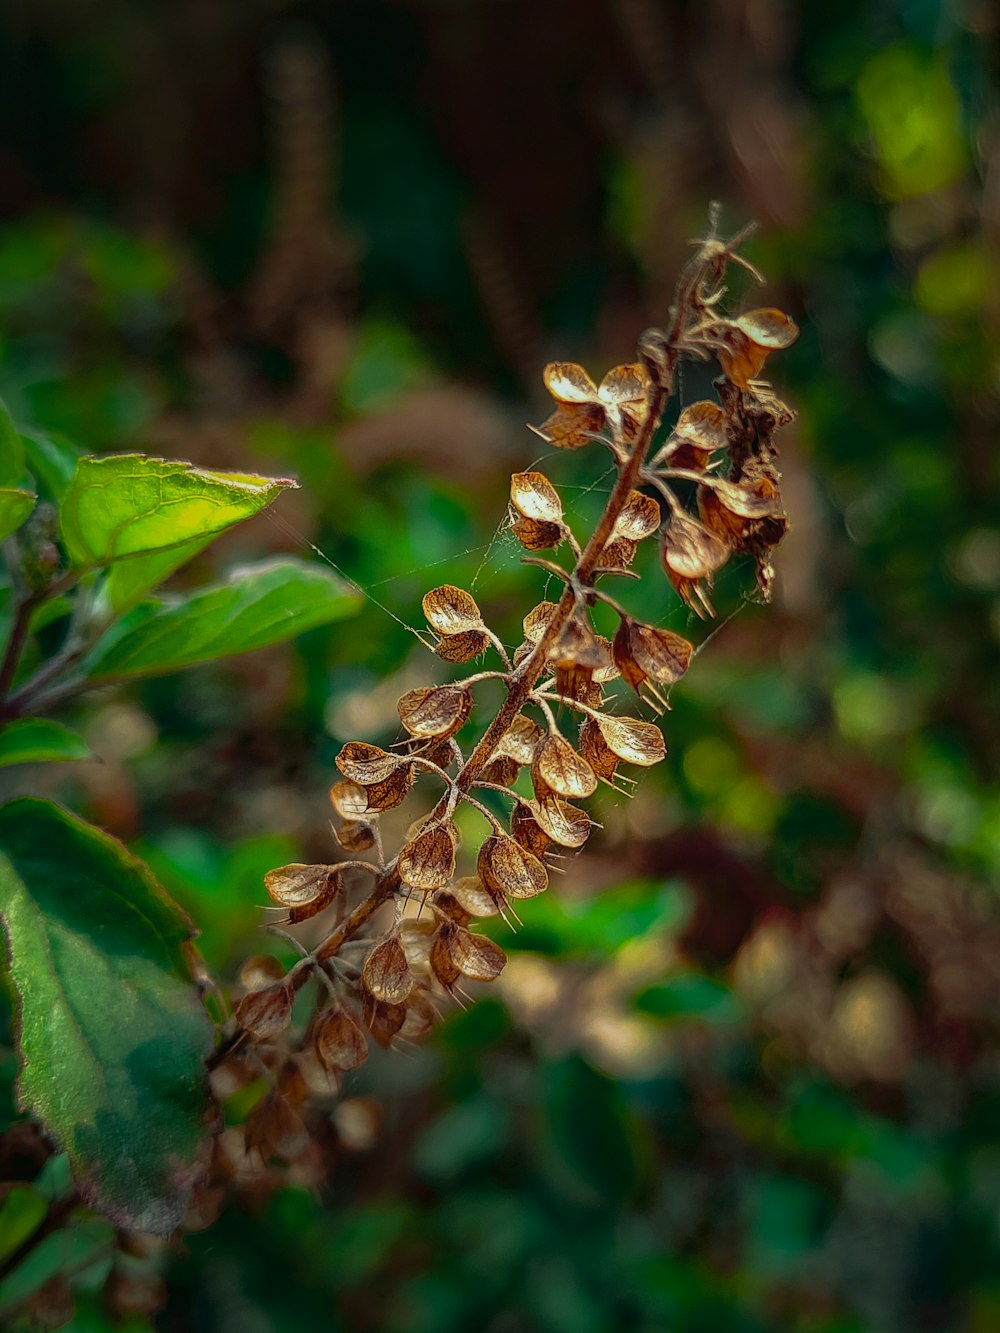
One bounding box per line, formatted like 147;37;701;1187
449;927;506;982
532;793;591;849
735;307;799;350
480;754;521;787
478;834;548;900
238;955;286;992
398;821;458;890
362;994;408;1045
613;490;661;541
428;890;470;927
614;619;693;689
330;779;369;819
512;514;563;551
523;601;559;643
661;508;731;581
658;401;729;470
362;765;416;813
543;361;599;403
245;1093;309;1161
533;732;598;799
510;470;563;524
397;684;473;739
400;988;437;1041
429;927;461;990
497;712;544;765
264;864;340;919
701;475;784;520
337;741;407;785
594;713;666;766
598;362;650;407
362;937;413;1005
398;917;438;969
510;800;552;857
235;981;293;1041
537;402;606;450
335;820;377;853
598;536;637;570
592;634;619;683
422;584;483;635
314;1006;368;1072
579;716;620;781
450;875;500;918
434;628;490;662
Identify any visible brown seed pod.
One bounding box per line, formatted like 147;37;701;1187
245;1092;309;1161
399;988;438;1040
450;875;500;918
429;927;461;990
362;937;413;1005
335;820;377;853
478;833;548;900
496;712;544;765
532;732;598;800
234;980;293;1041
656;400;729;471
579;715;621;782
422;584;484;635
445;924;507;983
598;536;638;571
264;864;341;922
398;917;439;968
314;1006;368;1073
593;713;666;766
613;618;693;703
660;508;731;619
510;471;563;525
512;513;563;551
361;993;408;1046
427;890;471;927
434;628;490;662
715;308;798;388
480;753;521;787
698;476;786;550
397;684;473;739
362;766;416;813
547;616;607;702
238;955;286;992
523;601;559;644
531;793;592;849
337;741;409;785
613;490;661;541
510;799;552;856
329;779;369;819
398;821;458;891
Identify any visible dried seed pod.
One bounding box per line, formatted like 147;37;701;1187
613;490;661;541
397;684;473;739
314;1006;368;1072
715;308;798;388
398;917;438;968
330;779;369;819
362;993;408;1046
510;472;564;549
597;362;651;439
234;980;293;1041
399;987;438;1040
698;476;786;547
362;765;416;813
532;732;598;799
398;820;458;891
598;536;637;571
428;890;470;926
335;820;377;853
579;716;621;782
422;584;484;635
613;618;693;703
436;923;506;984
660;507;731;619
496;712;544;765
523;601;558;644
547;616;607;702
362;937;413;1005
337;741;409;785
656;400;729;471
238;955;286;992
478;833;548;900
264;864;341;922
480;753;520;787
450;875;500;918
434;628;490;662
537;360;650;448
245;1092;309;1161
510;799;552;856
429;927;461;990
531;793;591;849
593;713;666;767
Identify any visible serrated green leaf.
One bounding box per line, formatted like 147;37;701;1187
83;557;361;681
59;453;297;569
20;428;82;504
0;488;35;543
0;799;215;1234
0;719;91;768
0;400;24;488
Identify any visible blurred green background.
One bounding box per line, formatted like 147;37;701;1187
2;0;1000;1329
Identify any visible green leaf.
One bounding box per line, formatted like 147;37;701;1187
59;453;297;569
633;972;742;1025
83;557;361;682
0;799;215;1234
20;428;82;504
0;399;24;488
0;488;36;543
103;534;217;612
0;719;91;768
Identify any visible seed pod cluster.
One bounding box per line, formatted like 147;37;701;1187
238;216;796;1136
